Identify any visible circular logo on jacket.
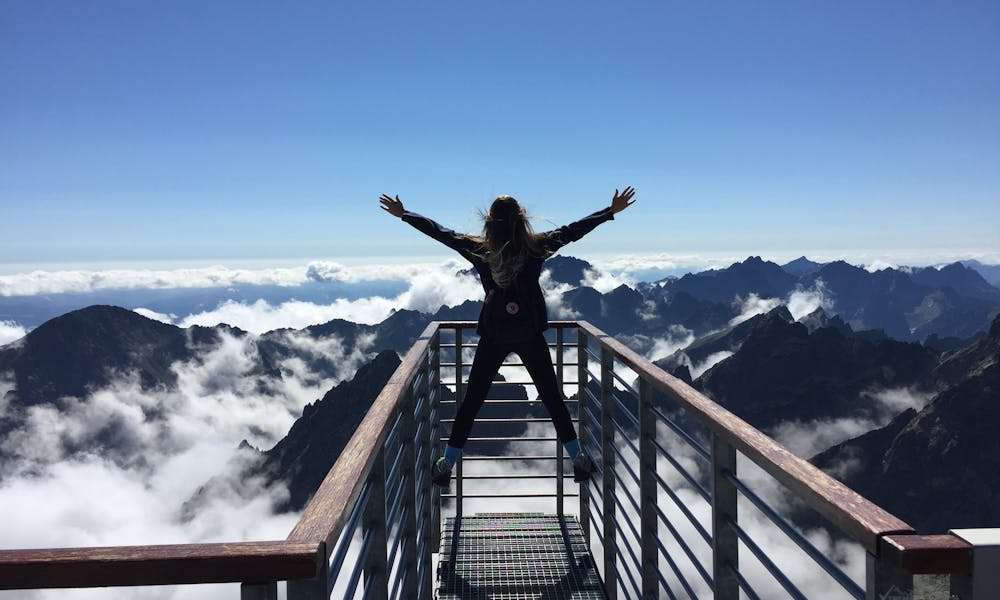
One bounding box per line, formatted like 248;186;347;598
505;302;520;315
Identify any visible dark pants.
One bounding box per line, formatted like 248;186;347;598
448;332;578;448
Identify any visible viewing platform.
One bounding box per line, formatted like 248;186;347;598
0;321;995;599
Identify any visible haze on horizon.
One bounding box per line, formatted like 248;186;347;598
2;1;998;267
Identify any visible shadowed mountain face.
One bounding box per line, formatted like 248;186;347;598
0;305;205;409
260;350;402;511
692;308;939;432
812;316;1000;532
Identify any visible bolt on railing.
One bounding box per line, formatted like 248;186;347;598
0;320;991;599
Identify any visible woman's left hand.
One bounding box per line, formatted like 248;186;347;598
379;194;405;218
610;187;636;214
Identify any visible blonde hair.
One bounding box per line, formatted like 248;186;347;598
466;195;548;287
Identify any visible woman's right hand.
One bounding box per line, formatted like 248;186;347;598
610;187;636;214
379;194;405;218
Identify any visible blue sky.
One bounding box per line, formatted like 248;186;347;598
2;1;998;267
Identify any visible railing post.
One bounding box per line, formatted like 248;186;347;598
949;528;1000;600
399;385;419;598
286;544;329;600
240;581;277;600
638;378;659;598
600;345;618;599
556;327;565;517
420;331;439;598
362;447;389;598
711;433;738;600
454;327;464;518
865;552;913;599
577;327;591;540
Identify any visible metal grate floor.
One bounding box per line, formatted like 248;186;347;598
436;513;607;599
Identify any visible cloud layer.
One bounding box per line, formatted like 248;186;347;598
0;327;378;599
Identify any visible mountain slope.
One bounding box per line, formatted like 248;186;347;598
812;316;1000;532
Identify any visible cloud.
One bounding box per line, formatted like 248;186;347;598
0;320;27;346
768;387;931;459
0;260;456;297
646;325;696;362
540;269;579;320
0;326;380;598
787;279;833;321
729;294;782;326
139;265;484;334
581;267;634;294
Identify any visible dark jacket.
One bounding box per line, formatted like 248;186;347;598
401;207;615;339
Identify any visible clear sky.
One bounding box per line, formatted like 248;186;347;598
2;1;998;267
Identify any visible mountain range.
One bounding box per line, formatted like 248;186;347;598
1;254;998;533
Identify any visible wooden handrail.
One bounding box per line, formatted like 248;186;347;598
287;322;438;553
0;541;321;590
574;320;916;554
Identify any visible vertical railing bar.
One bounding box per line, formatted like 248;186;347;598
240;581;277;600
600;345;617;599
556;327;565;517
454;327;464;519
431;329;444;558
711;433;738;600
639;377;659;599
420;330;437;600
399;382;418;600
360;446;389;598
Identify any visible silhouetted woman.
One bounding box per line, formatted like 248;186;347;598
379;188;636;486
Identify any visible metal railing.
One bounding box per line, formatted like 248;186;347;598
0;321;987;599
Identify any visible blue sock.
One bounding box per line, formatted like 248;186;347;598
443;444;462;468
564;439;581;460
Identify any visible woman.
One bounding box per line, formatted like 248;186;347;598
379;188;636;486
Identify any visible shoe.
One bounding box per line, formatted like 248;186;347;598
431;457;453;488
573;452;596;483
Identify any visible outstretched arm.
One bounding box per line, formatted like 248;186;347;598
543;186;636;253
379;193;478;259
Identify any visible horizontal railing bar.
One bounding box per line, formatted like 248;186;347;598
615;555;643;600
435;320;579;329
575;320;915;552
608;367;639;397
730;562;762;600
655;501;713;588
438;436;560;443
655;492;712;547
652;438;711;502
438;399;579;405
726;515;808;600
343;527;374;600
728;472;864;598
651;405;712;461
612;392;640;431
657;568;679;600
655;525;708;598
385;508;408;579
327;481;372;585
440;493;579;498
439;417;579;424
439;363;580;370
0;541;323;590
610;443;641;491
460;474;574;480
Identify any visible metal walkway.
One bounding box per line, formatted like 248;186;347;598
437;513;606;599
